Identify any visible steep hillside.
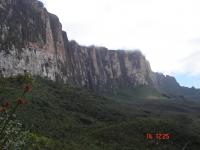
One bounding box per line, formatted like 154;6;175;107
1;76;200;149
0;1;200;148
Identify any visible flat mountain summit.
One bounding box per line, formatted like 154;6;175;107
0;0;199;98
1;0;200;149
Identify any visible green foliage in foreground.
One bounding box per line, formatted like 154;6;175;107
0;74;33;149
0;76;200;149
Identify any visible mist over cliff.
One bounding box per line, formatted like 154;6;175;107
0;0;199;98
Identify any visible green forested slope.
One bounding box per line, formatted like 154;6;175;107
0;76;200;150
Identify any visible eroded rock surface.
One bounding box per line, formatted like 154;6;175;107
0;0;181;92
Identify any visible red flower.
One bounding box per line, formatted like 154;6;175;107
2;101;11;109
23;84;32;93
16;98;27;105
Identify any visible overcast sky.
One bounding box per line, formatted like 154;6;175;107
41;0;200;88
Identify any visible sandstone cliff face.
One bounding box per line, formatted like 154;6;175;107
0;0;66;81
64;41;153;90
0;0;179;92
151;72;181;94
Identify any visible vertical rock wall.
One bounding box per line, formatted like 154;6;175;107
64;41;153;90
0;0;177;92
0;0;66;80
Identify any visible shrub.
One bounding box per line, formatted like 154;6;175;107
0;75;32;149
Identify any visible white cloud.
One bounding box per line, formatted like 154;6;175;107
41;0;200;77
